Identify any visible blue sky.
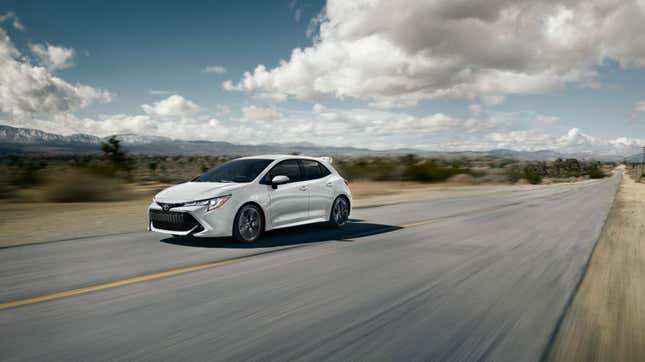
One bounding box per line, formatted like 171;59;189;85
0;0;644;155
1;0;321;114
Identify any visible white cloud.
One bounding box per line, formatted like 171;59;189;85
148;89;173;96
312;103;326;113
468;104;483;115
141;95;200;118
252;92;288;103
485;130;556;150
30;43;75;70
0;12;24;31
241;105;281;121
536;115;560;123
633;100;645;118
224;0;645;105
0;28;111;118
481;95;506;106
203;65;227;74
558;127;597;148
609;137;645;147
6;99;642;156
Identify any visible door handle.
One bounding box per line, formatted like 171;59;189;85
299;185;309;191
326;182;333;187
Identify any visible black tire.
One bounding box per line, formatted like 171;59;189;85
233;203;264;243
328;196;350;228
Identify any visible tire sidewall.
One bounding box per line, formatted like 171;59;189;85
329;196;349;227
233;204;263;243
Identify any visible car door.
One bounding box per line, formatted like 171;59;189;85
264;159;310;227
300;159;334;220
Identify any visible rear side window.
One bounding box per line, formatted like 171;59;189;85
301;159;322;180
265;160;302;183
301;159;332;180
318;162;331;177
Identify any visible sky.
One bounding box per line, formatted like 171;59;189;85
0;0;644;155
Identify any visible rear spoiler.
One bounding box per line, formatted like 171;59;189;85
318;156;333;164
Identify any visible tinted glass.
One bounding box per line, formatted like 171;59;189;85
318;163;331;177
266;160;302;183
193;159;272;183
301;159;323;180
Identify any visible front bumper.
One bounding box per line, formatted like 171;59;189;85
147;202;235;237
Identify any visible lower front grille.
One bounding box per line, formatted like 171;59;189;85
149;209;201;232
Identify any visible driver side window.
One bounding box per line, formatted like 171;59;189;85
264;160;302;184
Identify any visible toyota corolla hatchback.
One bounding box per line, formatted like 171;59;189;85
148;155;352;242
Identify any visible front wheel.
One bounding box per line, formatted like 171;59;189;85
328;196;350;228
233;204;264;243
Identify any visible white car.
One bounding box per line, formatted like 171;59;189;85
148;155;352;242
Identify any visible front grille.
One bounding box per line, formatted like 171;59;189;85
149;209;201;232
156;201;185;209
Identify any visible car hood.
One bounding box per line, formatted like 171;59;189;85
154;182;247;203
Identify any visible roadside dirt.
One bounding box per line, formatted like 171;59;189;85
0;180;595;248
547;171;645;361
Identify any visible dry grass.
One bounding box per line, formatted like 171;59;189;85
0;183;168;247
347;181;433;198
548;170;645;362
41;169;128;202
0;198;152;247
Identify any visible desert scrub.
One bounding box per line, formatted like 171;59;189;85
42;168;128;202
507;165;543;184
335;155;481;183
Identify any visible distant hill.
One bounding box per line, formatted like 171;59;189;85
625;153;644;163
0;124;628;161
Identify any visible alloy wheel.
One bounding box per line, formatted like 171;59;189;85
332;197;349;226
238;206;261;241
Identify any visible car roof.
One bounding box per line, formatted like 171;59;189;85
238;154;327;162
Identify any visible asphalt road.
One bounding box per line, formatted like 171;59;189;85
0;174;620;361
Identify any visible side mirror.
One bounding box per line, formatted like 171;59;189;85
271;175;290;189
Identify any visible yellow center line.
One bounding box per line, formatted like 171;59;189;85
0;256;247;310
399;219;434;228
0;203;517;310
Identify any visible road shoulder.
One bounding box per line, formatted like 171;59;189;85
547;172;645;361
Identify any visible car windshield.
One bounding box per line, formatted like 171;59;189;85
193;159;273;183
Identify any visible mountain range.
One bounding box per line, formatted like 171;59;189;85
0;124;639;161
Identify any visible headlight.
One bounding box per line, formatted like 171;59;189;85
184;195;231;211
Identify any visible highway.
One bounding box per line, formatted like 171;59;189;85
0;173;620;361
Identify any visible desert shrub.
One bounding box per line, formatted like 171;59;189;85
507;165;543;184
335;157;401;181
335;155;477;183
587;165;606;179
403;159;468;182
42;168;128;202
523;169;543;184
9;158;48;187
100;136;133;178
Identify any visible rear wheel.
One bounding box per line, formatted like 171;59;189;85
328;196;349;228
233;204;263;243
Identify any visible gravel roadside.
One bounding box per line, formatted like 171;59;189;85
547;171;645;361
